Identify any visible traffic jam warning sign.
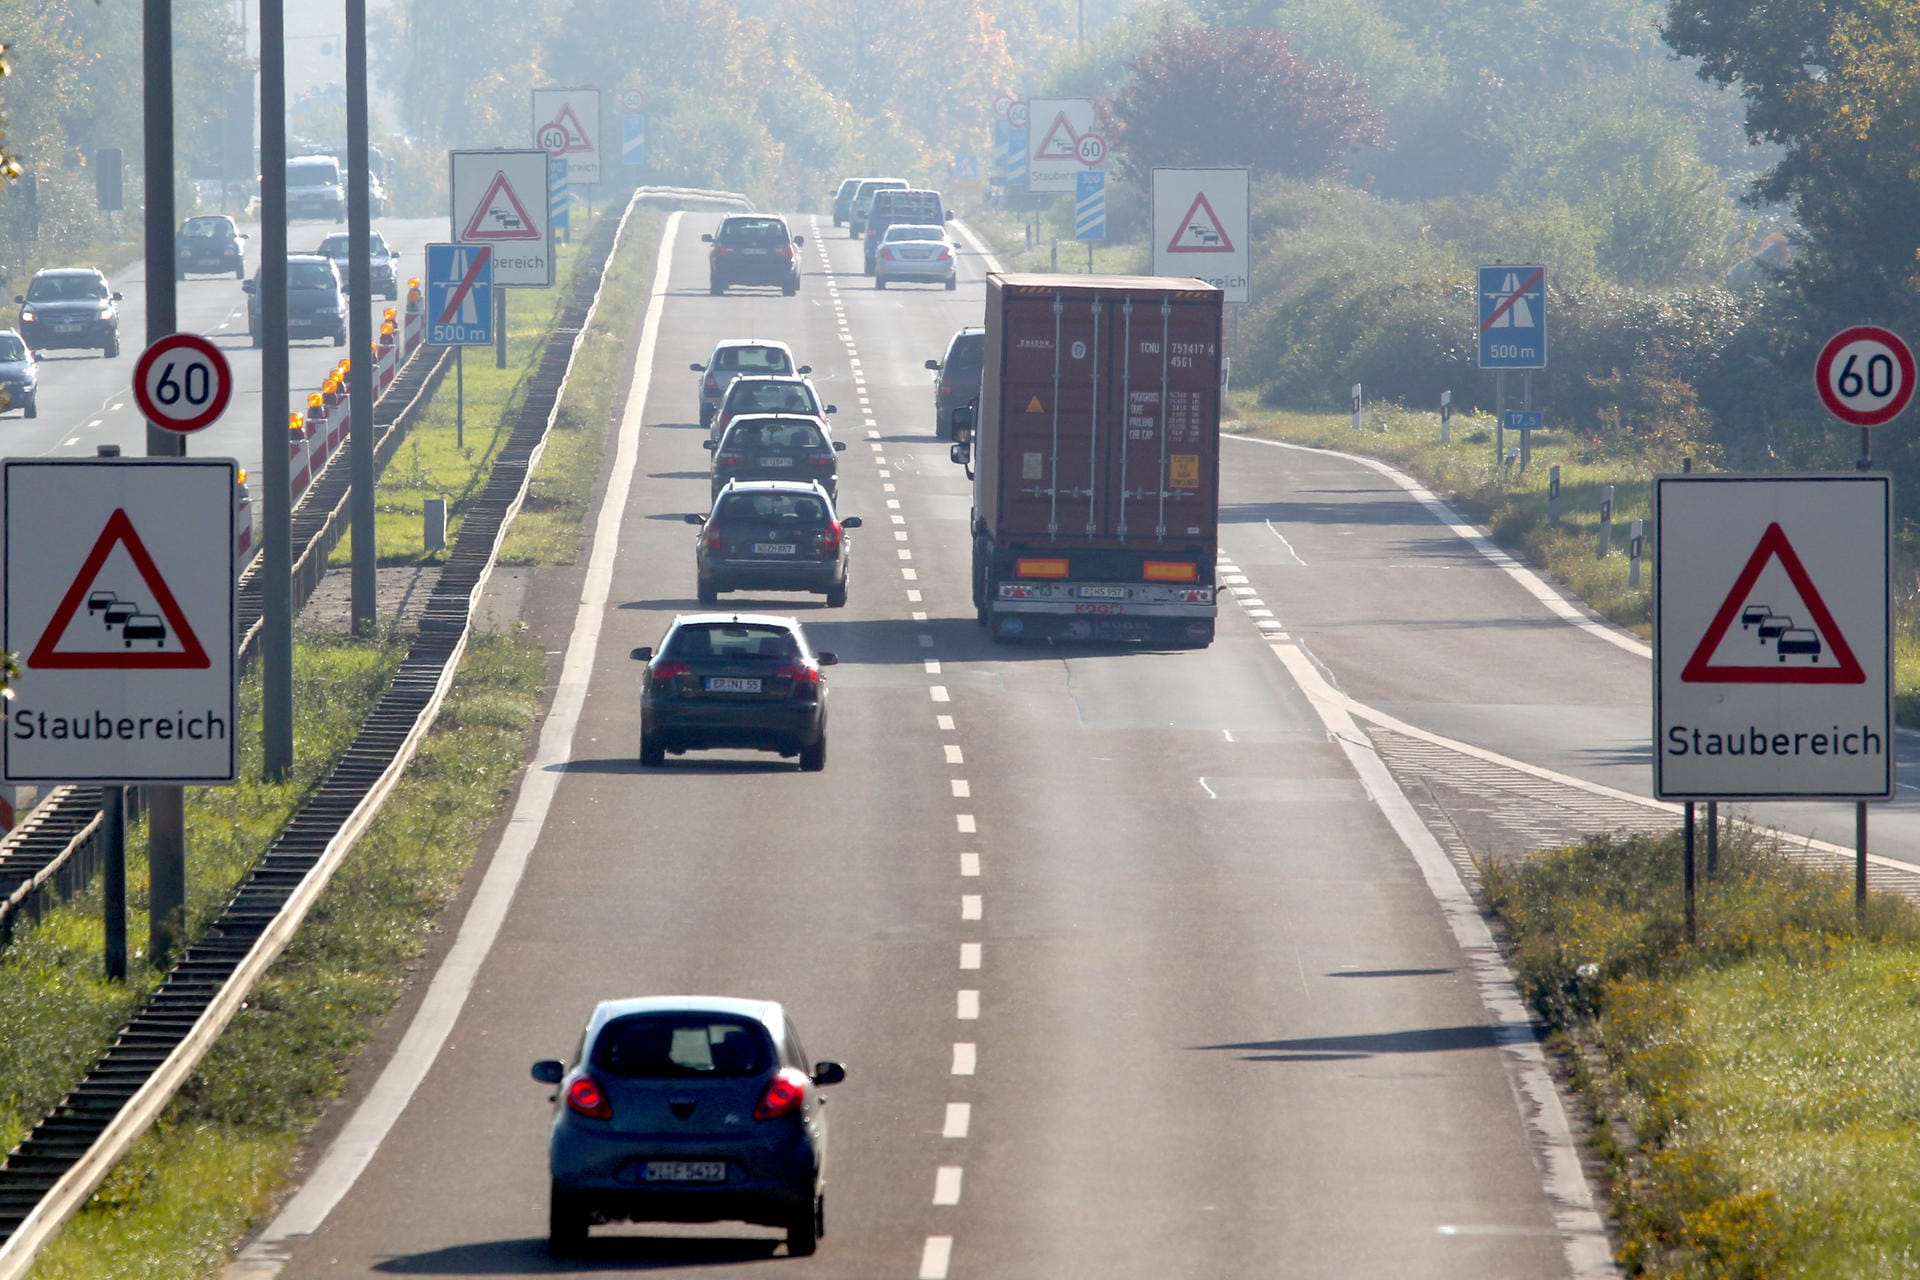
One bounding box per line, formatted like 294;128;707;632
3;458;238;785
1655;474;1891;801
1151;168;1250;303
449;149;552;287
531;87;602;183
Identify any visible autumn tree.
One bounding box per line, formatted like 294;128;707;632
1105;25;1384;186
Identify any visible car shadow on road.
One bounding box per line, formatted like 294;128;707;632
647;470;711;482
648;420;707;432
552;755;802;776
1194;1024;1504;1063
372;1233;781;1273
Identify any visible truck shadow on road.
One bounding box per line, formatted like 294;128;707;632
371;1233;782;1272
1221;494;1437;528
1195;1023;1504;1062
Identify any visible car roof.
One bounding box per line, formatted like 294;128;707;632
33;267;107;278
286;253;333;265
586;996;786;1037
710;337;794;354
671;612;805;631
722;412;828;429
717;478;830;496
884;224;946;236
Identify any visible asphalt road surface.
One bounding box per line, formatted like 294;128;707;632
223;212;1620;1280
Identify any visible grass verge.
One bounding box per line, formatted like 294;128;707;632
1483;828;1920;1277
9;195;662;1278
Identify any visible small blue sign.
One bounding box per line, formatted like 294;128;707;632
550;157;569;235
622;113;645;168
953;153;980;181
1478;265;1547;369
1503;410;1543;433
1076;170;1106;242
1006;127;1027;188
425;242;494;347
990;120;1009;185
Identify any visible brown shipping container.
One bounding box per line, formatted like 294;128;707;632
979;273;1222;547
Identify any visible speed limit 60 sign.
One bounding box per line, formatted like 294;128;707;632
133;333;232;434
1816;325;1916;427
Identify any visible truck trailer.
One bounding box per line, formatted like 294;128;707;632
951;273;1223;646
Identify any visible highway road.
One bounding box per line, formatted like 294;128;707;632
224;212;1617;1279
4;213;446;484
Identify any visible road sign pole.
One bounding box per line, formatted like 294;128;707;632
456;347;465;450
1494;371;1505;469
496;290;507;371
1857;803;1869;919
102;786;126;981
260;0;294;783
347;0;377;636
1705;801;1718;878
1684;803;1697;945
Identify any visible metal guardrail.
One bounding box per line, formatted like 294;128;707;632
0;189;649;1272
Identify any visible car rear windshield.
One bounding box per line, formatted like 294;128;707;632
726;381;816;415
718;492;827;523
724;419;825;450
946;334;985;375
719;218;789;244
873;193;941;221
181;219;231;240
884;225;944;242
666;624;801;662
288;262;337;290
28;275;107;302
714;346;793;374
591;1014;772;1078
0;335;25;361
287;160;339;186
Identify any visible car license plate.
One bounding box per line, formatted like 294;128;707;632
643;1161;727;1183
54;322;82;333
1079;586;1129;599
706;677;762;693
757;456;794;467
743;248;768;255
752;543;797;555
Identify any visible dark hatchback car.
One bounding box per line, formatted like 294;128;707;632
704;215;804;296
633;613;837;770
175;214;247;279
710;373;836;445
0;329;38;418
533;996;845;1257
17;268;122;357
244;255;347;348
925;326;985;440
705;414;846;500
831;177;860;226
687;481;861;607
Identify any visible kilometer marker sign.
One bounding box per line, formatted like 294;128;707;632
1815;325;1915;427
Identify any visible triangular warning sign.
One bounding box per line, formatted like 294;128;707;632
29;508;210;671
461;170;541;241
539;103;593;156
1033;112;1079;160
1680;522;1865;684
1025;396;1045;413
1165;192;1235;253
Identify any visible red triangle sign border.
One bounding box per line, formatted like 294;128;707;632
1033;111;1079;160
1166;191;1235;253
1679;521;1866;685
542;103;593;155
460;170;541;241
29;508;211;671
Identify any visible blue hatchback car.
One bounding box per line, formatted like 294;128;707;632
532;996;846;1257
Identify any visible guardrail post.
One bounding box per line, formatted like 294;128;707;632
1440;389;1451;446
1548;464;1561;524
1599;485;1614;558
1628;518;1644;587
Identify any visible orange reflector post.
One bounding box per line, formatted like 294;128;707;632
1143;561;1198;582
1015;558;1070;579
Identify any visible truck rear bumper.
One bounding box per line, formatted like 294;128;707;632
987;598;1215;646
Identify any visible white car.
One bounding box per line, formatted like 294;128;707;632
874;224;957;290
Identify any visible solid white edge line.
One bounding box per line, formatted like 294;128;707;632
224;210;684;1279
1271;641;1617;1279
1226;433;1650;658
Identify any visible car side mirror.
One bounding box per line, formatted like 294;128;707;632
832;440;847;452
823;404;838;415
701;233;714;243
11;296;21;305
683;513;706;525
841;516;862;529
702;440;717;451
111;292;124;301
925;359;941;371
531;1059;565;1084
951;443;970;467
815;652;839;667
798;365;812;375
690;362;705;372
813;1061;847;1086
629;646;653;662
944;211;954;220
241;281;256;294
794;235;805;247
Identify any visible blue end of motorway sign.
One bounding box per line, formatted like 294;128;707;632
426;243;495;347
1478;265;1546;370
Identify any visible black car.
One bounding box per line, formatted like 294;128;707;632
17;268;122;357
687;481;861;607
831;177;860;226
243;255;347;348
704;215;804;296
634;613;837;770
176;214;247;280
0;329;38;418
705;414;845;500
926;326;985;440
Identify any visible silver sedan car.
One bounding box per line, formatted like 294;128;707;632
873;224;957;290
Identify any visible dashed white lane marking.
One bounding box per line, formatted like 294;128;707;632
960;942;981;969
956;990;979;1019
62;436;80;447
894;515;908;525
895;529;910;539
933;1166;964;1205
944;744;963;764
930;685;949;702
887;498;901;508
951;779;969;798
903;567;919;581
919;1236;953;1279
907;589;922;603
109;402;124;411
960;894;981;920
951;1043;976;1075
956;814;976;833
87;418;103;429
960;852;980;876
943;1103;971;1138
937;714;954;730
925;659;941;674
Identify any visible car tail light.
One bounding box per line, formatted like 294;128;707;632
567;1077;613;1120
822;520;842;555
650;660;691;681
712;246;733;256
806;453;834;467
755;1067;810;1120
936;248;952;261
939;378;952;397
704;374;720;395
881;248;895;261
777;245;794;258
717;451;744;465
704;527;723;551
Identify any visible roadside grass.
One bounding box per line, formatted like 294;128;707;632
10;197;661;1278
1482;828;1920;1277
964;206;1146;275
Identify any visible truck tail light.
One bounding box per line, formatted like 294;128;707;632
566;1077;613;1120
755;1067;810;1119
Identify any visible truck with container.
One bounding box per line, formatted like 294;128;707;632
949;273;1223;646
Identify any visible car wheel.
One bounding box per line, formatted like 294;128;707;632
826;580;847;608
788;1194;821;1253
639;731;665;768
103;334;120;358
875;277;887;290
235;264;246;280
798;735;826;773
848;227;859;240
333;329;346;347
710;279;725;296
783;281;798;296
24;395;36;419
697;576;719;605
548;1182;589;1256
945;276;958;291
